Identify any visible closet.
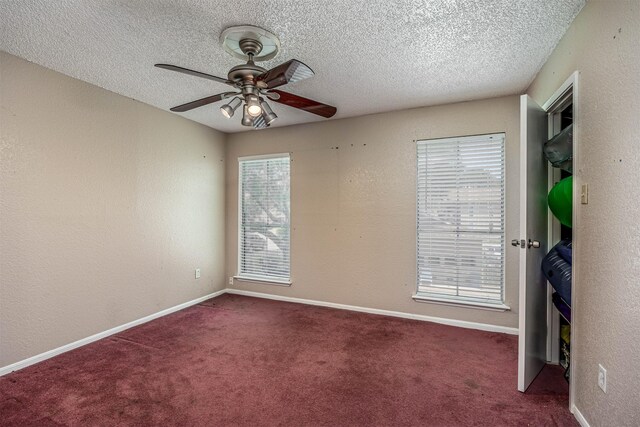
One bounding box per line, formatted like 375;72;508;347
544;90;574;385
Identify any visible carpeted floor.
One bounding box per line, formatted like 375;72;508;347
0;294;575;426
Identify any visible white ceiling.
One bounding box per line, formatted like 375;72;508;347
0;0;584;133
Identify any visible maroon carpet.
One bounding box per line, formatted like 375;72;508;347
0;294;575;426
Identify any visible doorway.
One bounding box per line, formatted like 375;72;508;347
541;72;579;411
518;72;579;413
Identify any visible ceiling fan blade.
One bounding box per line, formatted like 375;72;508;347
170;92;238;112
155;64;235;86
270;90;336;118
256;59;314;89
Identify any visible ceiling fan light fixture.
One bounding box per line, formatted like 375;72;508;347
246;95;262;117
260;99;277;125
241;105;253;126
220;96;242;118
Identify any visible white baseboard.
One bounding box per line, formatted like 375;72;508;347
1;287;518;377
572;405;590;427
0;289;226;377
225;289;519;335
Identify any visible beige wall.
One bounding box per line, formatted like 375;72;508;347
528;1;640;425
226;96;521;329
0;52;227;367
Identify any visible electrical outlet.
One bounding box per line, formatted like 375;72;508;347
228;276;234;285
195;268;201;279
598;364;607;393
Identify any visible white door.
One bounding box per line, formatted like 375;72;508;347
517;95;549;392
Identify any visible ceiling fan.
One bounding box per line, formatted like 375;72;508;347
155;25;337;129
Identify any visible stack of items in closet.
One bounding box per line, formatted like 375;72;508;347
542;123;573;382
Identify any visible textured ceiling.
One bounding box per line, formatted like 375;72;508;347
0;0;585;133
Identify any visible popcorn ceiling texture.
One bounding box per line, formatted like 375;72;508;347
0;0;584;133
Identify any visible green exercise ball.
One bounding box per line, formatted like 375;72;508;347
548;176;573;227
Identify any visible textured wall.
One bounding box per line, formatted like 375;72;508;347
528;1;640;425
226;96;521;329
0;52;227;367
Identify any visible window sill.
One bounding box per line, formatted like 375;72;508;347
233;276;292;287
412;294;511;312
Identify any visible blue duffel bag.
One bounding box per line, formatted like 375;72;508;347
541;239;572;305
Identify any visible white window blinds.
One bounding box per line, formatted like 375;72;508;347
416;134;505;305
238;154;290;282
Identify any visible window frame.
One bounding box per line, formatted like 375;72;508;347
413;133;510;311
236;153;292;285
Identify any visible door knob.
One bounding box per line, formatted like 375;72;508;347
528;239;541;249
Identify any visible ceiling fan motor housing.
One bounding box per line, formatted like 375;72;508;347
227;61;266;84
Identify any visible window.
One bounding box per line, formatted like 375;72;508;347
238;154;290;283
416;134;506;307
